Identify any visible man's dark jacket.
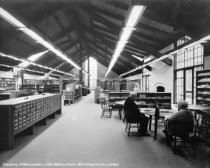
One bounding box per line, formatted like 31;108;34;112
124;97;139;115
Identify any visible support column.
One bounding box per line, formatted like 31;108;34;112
88;56;90;87
21;70;24;87
79;41;83;85
203;43;210;69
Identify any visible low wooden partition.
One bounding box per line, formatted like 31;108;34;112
0;90;28;101
0;93;62;150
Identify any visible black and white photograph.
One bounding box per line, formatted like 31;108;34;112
0;0;210;167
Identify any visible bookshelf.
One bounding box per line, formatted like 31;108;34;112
108;92;171;109
74;84;82;102
108;92;130;103
104;80;111;91
97;80;105;90
22;83;62;94
138;92;171;109
82;87;90;96
196;69;210;105
0;78;16;91
120;80;131;91
63;91;73;105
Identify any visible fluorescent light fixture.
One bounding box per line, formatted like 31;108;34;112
105;5;145;77
119;34;210;77
19;50;48;68
0;64;45;75
132;55;143;62
125;6;145;27
0;52;75;77
119;28;135;41
0;7;81;71
28;50;48;62
0;7;25;28
0;64;13;69
19;28;43;42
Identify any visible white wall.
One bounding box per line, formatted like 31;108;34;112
97;61;118;79
24;73;44;80
0;70;13;78
149;61;173;93
125;74;142;81
204;56;210;69
0;70;51;80
124;57;174;101
124;60;173;93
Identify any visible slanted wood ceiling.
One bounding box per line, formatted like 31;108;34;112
0;0;210;77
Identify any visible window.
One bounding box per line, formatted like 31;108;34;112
142;68;150;92
84;57;97;90
84;59;88;86
174;39;203;104
177;36;191;47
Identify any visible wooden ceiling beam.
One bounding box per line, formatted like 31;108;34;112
99;37;147;56
87;43;127;70
89;38;138;68
62;40;80;52
124;48;147;58
84;38;120;73
130;36;172;66
12;3;65;27
94;12;121;32
89;1;125;21
136;23;178;40
54;27;75;44
97;34;172;66
142;8;174;28
104;0;129;10
95;37;147;58
93;10;176;51
94;24;118;36
134;31;163;45
52;13;79;52
99;36;172;66
89;49;124;74
91;54;122;75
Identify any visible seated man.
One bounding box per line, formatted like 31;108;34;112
163;99;194;139
124;92;149;135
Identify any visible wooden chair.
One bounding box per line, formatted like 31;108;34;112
100;98;112;118
124;110;141;136
165;120;196;155
195;116;210;143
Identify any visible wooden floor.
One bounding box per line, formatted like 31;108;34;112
0;92;210;168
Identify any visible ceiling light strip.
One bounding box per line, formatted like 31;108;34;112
0;52;75;77
105;5;145;77
0;7;81;71
132;55;143;62
0;64;45;75
50;73;63;77
119;35;210;77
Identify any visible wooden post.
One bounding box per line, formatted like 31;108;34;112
88;56;90;87
79;41;83;85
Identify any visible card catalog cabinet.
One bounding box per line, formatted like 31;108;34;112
0;93;61;150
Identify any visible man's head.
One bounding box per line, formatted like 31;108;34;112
178;99;188;110
129;92;137;100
